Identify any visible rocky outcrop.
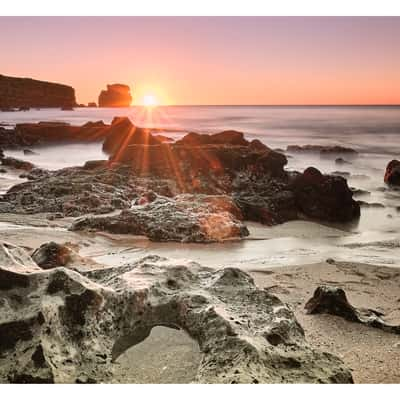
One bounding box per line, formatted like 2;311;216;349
98;84;132;107
384;160;400;186
0;124;360;230
0;74;76;109
0;248;353;383
290;167;360;222
102;117;161;154
305;286;400;335
71;194;249;243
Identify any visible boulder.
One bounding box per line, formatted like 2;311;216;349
1;157;35;171
176;130;248;146
291;167;360;222
71;194;249;243
31;242;72;269
102;117;161;155
0;252;353;383
384;160;400;186
98;84;132;107
305;286;400;335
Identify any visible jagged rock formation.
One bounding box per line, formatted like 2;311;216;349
0;74;76;109
71;194;249;242
0;245;353;383
98;84;132;107
0;119;360;231
384;160;400;186
305;286;400;335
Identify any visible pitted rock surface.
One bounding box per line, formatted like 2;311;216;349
0;252;353;383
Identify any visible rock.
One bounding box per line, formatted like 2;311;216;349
305;286;400;335
335;157;351;165
102;117;161;154
176;130;248;146
31;242;72;270
0;252;353;383
23;149;38;156
10;120;109;147
0;241;40;274
291;167;360;222
1;129;359;226
0;74;76;109
1;156;35;171
286;145;358;158
153;134;174;143
384;160;400;186
61;106;74;111
0;168;6;173
71;194;249;243
87;102;97;107
98;84;132;107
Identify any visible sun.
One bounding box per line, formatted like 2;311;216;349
142;94;158;107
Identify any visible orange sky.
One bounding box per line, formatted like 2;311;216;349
1;17;400;105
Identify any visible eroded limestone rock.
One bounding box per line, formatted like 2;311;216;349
71;194;249;243
0;254;353;383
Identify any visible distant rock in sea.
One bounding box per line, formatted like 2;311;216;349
87;102;97;107
0;74;76;109
98;84;132;107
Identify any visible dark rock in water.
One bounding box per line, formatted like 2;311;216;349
98;84;132;107
287;145;358;158
0;168;6;173
71;194;249;243
31;242;72;270
305;285;400;335
11;120;110;147
102;117;161;154
0;248;353;383
1;157;35;171
291;167;360;222
61;106;74;111
23;149;38;156
0;74;76;109
87;102;97;108
335;157;351;165
384;160;400;186
18;106;30;111
176;130;248;146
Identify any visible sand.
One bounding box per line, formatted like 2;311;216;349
250;261;400;383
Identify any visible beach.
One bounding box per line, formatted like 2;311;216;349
1;105;400;383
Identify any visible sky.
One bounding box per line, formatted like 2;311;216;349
1;16;400;105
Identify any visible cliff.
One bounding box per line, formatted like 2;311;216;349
98;84;132;107
0;74;76;108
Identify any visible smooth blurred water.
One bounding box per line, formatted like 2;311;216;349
2;105;400;153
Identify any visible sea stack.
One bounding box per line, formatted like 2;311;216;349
0;74;76;108
98;84;132;107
